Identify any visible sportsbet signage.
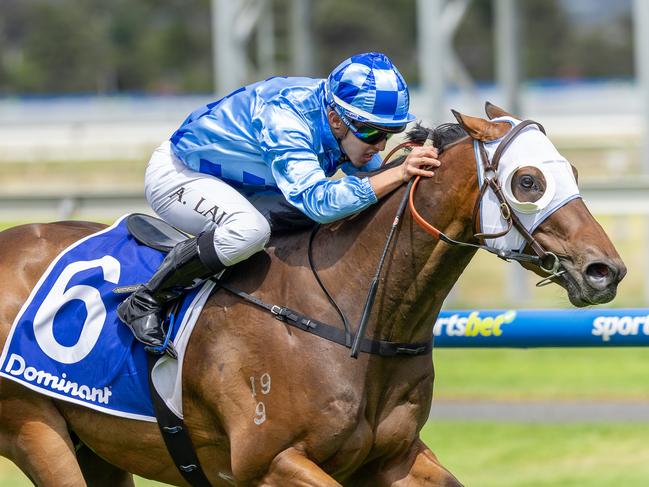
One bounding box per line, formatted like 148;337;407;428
433;309;649;347
434;310;517;338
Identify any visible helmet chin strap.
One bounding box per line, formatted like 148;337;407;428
333;118;351;163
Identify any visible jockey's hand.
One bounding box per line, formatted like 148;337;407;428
369;146;441;199
401;146;440;182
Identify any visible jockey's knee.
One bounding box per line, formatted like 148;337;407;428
240;211;271;254
209;211;271;266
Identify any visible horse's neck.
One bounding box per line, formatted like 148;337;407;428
330;150;478;344
222;142;479;348
379;213;477;343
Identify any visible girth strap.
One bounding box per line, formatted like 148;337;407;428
146;353;213;487
215;280;433;357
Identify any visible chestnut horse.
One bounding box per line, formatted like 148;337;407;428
0;105;625;486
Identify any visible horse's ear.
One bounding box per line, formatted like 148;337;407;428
452;109;510;141
485;101;517;120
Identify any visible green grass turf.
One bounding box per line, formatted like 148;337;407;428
420;421;649;487
433;347;649;400
0;457;167;486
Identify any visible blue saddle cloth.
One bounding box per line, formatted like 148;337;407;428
0;215;205;421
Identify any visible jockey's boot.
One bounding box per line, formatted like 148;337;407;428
117;230;225;358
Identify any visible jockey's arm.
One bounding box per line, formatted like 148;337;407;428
256;103;439;223
271;145;440;223
271;157;377;224
256;105;378;224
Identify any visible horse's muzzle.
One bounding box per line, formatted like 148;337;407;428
567;257;627;306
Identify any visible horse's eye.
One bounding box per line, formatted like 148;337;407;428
520;175;534;189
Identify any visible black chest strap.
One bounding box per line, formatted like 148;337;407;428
215;280;433;357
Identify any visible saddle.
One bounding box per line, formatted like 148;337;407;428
125;213;189;252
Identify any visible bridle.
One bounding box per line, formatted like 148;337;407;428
388;120;566;286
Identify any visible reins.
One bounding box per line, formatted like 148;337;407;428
217;119;567;359
349;133;434;357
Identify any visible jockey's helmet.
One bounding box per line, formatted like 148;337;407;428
325;52;416;129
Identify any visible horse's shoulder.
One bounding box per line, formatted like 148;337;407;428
1;220;105;233
1;220;105;240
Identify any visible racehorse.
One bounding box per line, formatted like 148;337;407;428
0;104;625;486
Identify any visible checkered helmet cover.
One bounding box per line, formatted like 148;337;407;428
326;52;416;127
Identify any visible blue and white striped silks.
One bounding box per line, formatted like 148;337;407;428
169;77;381;224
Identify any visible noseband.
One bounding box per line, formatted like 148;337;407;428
390;120;566;286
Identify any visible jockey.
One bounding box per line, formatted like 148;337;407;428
118;52;440;357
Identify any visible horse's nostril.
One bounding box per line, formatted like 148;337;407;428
585;262;615;289
587;263;609;279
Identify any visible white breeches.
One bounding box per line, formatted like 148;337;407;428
144;141;271;266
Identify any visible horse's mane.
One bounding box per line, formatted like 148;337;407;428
405;122;467;150
375;122;467;171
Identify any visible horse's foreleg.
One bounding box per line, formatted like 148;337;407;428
385;440;463;487
352;440;463;487
0;382;86;486
76;443;135;487
256;447;342;487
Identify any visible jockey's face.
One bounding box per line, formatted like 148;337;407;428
328;110;388;168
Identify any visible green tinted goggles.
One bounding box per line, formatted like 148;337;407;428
332;104;407;144
347;121;406;144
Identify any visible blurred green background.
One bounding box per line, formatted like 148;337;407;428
1;1;648;486
0;0;634;94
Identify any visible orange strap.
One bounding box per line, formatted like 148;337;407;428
381;140;443;239
407;176;441;239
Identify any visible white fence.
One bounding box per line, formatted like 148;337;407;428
0;82;646;163
1;180;647;220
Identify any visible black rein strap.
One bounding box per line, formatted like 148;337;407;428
307;224;352;347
